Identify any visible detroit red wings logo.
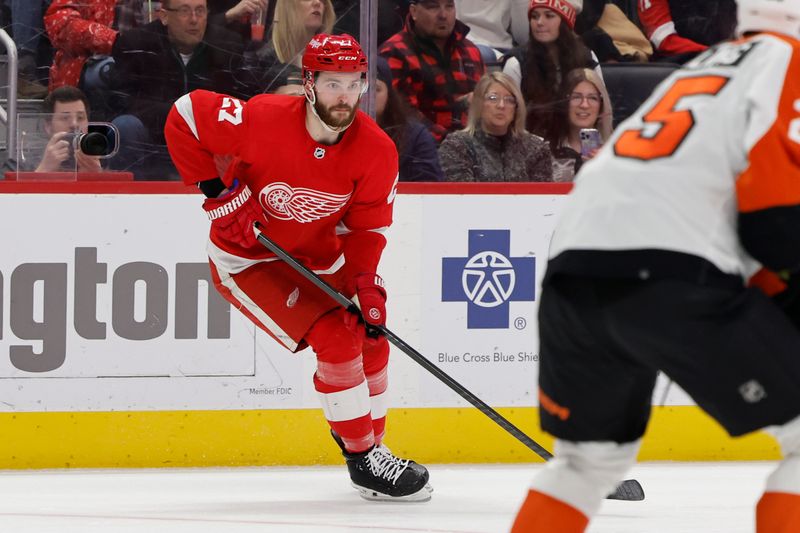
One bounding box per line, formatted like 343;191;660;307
259;182;351;223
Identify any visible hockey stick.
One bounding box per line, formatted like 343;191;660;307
252;222;644;501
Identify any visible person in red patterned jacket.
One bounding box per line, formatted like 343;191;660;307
379;0;485;143
164;33;432;502
44;1;249;100
44;0;119;90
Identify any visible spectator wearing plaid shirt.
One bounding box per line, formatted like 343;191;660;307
379;0;484;143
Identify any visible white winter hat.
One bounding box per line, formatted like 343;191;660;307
528;0;583;29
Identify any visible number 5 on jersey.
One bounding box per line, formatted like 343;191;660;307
614;75;729;161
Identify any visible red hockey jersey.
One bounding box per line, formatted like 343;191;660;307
165;91;399;277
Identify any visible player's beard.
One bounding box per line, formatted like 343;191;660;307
315;100;358;129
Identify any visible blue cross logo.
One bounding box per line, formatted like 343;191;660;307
442;230;536;329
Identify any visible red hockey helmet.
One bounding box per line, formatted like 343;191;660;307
302;33;368;79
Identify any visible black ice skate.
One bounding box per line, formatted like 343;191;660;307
331;431;433;502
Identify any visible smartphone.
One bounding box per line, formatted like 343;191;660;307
579;128;602;158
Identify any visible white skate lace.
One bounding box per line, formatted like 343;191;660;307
366;446;409;485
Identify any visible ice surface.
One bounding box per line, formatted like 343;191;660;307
0;462;772;532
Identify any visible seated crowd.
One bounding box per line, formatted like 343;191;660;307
0;0;738;181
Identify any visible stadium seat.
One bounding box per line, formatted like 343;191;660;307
600;62;681;128
475;44;503;72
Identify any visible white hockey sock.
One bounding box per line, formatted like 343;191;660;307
765;415;800;494
530;439;641;517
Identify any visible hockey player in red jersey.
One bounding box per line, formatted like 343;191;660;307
164;33;432;502
511;0;800;531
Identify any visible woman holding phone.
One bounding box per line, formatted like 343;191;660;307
548;68;612;182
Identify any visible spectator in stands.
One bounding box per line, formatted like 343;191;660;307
44;0;118;91
373;57;443;182
438;71;552;182
44;1;155;120
242;0;335;93
548;67;611;182
273;0;334;64
638;0;737;62
503;0;601;140
454;0;529;54
24;86;102;173
111;0;247;179
379;0;485;143
9;0;50;97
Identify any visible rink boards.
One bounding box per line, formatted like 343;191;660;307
0;182;780;468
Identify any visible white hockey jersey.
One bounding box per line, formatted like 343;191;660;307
547;31;800;285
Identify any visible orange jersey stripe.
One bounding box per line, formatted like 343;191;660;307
756;492;800;533
511;490;589;533
737;35;800;213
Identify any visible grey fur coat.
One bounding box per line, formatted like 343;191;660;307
438;129;553;182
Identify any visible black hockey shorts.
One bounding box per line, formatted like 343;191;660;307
537;275;800;443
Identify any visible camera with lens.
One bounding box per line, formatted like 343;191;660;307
63;130;111;156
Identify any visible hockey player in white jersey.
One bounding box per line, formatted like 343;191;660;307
512;0;800;531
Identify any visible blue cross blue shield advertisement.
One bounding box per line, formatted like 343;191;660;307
418;195;564;407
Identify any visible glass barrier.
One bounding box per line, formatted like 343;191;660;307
7;113;123;181
1;0;401;181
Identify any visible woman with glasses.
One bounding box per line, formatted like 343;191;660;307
502;0;603;139
438;72;552;182
548;68;612;182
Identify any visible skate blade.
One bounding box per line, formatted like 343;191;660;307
352;482;433;502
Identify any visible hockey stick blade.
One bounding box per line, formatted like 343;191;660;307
252;223;645;501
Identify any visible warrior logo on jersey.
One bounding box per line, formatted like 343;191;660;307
259;182;351;223
442;230;536;329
